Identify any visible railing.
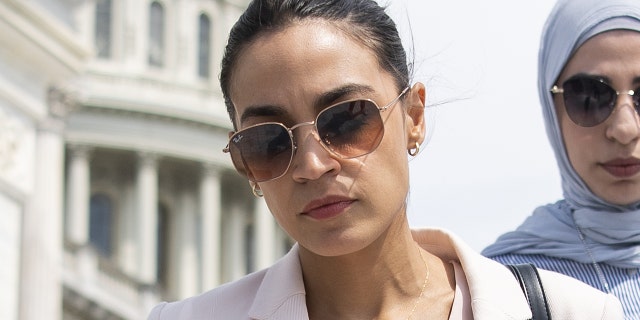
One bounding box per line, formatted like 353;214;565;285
63;243;160;320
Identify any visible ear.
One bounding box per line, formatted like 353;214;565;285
228;131;235;139
405;82;427;150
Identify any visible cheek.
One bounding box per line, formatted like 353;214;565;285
262;188;296;231
373;113;411;179
560;118;580;161
559;114;597;174
262;185;290;212
380;109;410;152
557;101;581;165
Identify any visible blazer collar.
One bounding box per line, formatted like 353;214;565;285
248;229;532;319
248;244;308;319
412;228;532;319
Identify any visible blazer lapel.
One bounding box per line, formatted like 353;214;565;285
412;228;532;320
248;244;309;320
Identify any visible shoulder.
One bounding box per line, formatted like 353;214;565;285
147;244;307;320
411;228;623;319
147;269;268;320
538;269;623;319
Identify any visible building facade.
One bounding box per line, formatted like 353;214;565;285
0;1;291;319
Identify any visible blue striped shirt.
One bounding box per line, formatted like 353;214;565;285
490;254;640;320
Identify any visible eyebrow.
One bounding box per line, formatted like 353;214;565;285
313;84;376;110
238;83;376;124
239;104;286;124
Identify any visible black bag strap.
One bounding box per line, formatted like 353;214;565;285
507;264;552;320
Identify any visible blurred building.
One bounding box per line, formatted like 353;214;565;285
0;0;292;319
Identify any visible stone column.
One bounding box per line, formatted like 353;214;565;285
118;183;138;276
137;152;158;284
66;145;91;245
223;203;246;281
200;164;221;291
175;191;198;298
253;199;276;271
65;145;97;284
123;0;144;69
19;88;68;320
175;0;195;81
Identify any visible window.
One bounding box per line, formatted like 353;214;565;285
198;13;211;78
95;0;112;58
148;1;165;67
89;194;113;255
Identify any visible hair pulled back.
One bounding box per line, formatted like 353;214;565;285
219;0;411;128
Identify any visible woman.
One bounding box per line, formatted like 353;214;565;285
148;0;621;319
482;0;640;318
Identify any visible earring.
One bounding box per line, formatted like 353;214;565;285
251;183;264;198
408;142;420;156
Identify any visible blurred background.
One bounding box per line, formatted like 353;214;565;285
385;0;562;252
0;0;560;319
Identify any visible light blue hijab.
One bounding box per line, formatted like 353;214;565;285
482;0;640;268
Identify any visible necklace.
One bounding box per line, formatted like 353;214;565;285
571;212;611;293
406;246;430;320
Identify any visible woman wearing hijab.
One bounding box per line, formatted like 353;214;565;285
483;0;640;318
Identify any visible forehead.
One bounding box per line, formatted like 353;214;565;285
228;20;393;121
559;30;640;81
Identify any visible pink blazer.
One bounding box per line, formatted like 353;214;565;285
148;228;623;319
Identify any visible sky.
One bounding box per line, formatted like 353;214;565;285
381;0;562;250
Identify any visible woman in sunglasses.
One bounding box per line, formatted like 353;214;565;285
148;0;622;319
483;0;640;318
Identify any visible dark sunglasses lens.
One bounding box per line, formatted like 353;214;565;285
316;100;384;157
563;77;616;127
228;124;293;182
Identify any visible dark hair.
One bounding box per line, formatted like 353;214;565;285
219;0;411;129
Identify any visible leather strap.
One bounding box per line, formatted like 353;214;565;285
507;264;552;320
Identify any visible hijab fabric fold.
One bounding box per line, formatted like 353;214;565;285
482;0;640;268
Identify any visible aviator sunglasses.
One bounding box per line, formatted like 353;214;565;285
551;75;640;127
223;87;409;182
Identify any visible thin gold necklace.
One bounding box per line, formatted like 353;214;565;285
407;246;430;320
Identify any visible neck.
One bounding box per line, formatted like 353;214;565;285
299;224;441;319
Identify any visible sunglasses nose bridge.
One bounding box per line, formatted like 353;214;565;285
289;120;316;132
287;120;319;151
612;90;638;110
288;120;317;141
288;119;343;164
619;90;637;104
607;94;640;128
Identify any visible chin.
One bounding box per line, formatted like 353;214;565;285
590;180;640;207
301;233;373;257
607;198;640;207
598;192;640;207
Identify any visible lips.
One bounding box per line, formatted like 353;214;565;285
301;196;355;220
601;158;640;178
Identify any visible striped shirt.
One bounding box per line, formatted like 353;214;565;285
490;254;640;320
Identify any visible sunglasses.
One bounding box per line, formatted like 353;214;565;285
223;87;409;182
550;75;640;127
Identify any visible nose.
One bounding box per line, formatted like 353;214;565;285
605;94;640;145
289;126;341;182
